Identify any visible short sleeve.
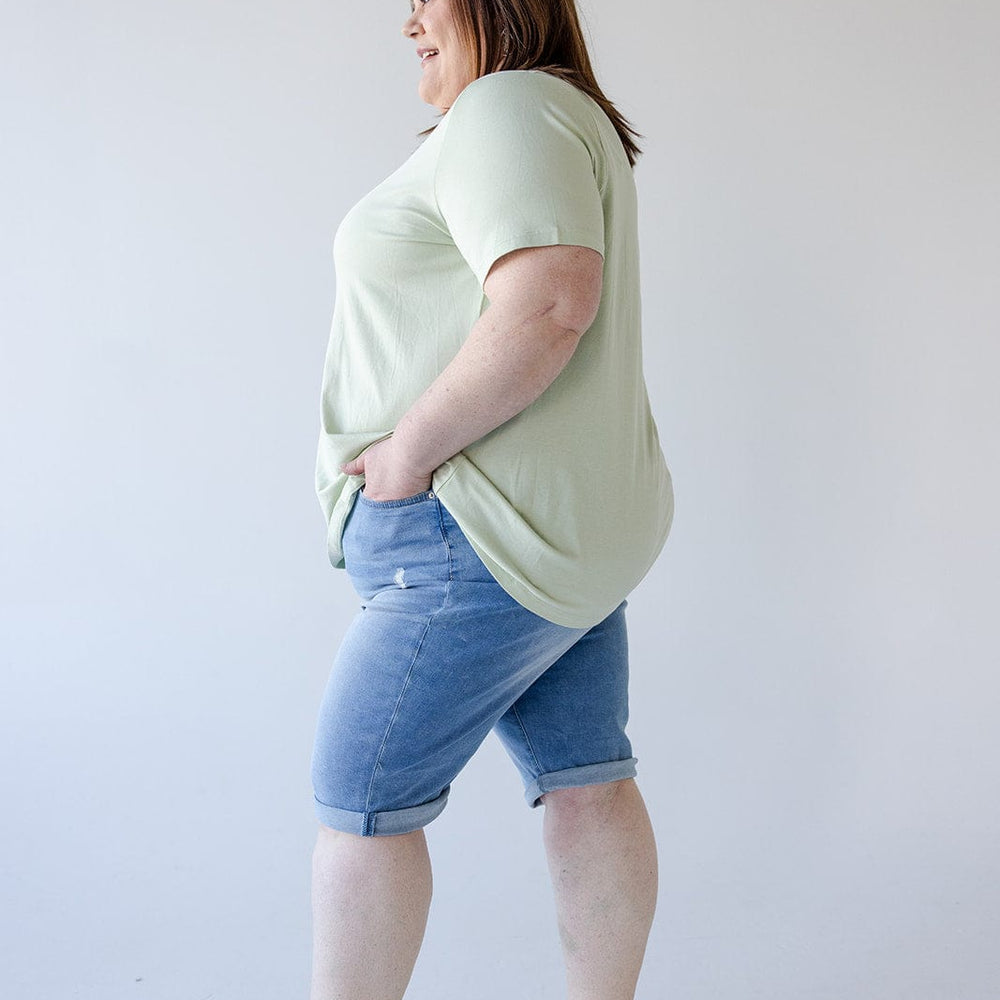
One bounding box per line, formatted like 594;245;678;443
433;71;606;288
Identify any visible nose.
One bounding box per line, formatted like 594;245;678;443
401;10;421;37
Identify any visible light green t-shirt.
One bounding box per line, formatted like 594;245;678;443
315;69;673;628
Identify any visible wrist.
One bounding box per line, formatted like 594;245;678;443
387;426;436;481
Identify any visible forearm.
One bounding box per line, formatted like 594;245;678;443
391;301;583;478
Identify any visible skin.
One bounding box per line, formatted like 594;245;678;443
401;0;477;112
311;780;658;1000
312;7;660;1000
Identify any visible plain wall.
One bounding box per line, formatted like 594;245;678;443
2;1;998;997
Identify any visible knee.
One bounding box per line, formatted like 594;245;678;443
311;824;370;877
314;823;360;850
541;777;633;826
312;823;426;875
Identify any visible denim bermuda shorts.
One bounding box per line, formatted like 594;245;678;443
310;487;638;837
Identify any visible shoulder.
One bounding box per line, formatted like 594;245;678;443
441;71;602;158
448;70;594;120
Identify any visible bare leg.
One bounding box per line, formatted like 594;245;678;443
541;778;658;1000
310;826;432;1000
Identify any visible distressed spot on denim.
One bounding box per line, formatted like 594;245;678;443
394;568;407;589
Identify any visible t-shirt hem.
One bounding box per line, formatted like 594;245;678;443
432;476;630;630
468;548;622;630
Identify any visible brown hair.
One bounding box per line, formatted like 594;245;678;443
419;0;644;167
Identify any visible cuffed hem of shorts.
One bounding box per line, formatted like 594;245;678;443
314;785;451;837
525;757;639;808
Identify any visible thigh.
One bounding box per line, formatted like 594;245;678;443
311;490;588;829
492;601;635;799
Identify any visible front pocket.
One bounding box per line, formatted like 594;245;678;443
343;490;450;603
357;488;436;509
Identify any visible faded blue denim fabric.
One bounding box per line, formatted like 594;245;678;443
310;488;637;837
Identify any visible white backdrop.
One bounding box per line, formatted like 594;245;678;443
2;1;998;997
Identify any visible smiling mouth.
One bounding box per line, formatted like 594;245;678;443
421;49;439;63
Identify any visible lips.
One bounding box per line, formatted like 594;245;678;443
417;47;439;62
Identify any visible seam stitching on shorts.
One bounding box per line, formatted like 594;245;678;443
510;702;543;776
363;505;453;829
365;617;434;824
434;500;455;583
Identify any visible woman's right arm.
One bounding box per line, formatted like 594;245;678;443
340;242;603;500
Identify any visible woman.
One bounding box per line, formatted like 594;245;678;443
310;0;673;997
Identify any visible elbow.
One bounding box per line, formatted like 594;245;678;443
545;280;603;341
553;244;604;336
484;243;605;338
537;307;590;367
